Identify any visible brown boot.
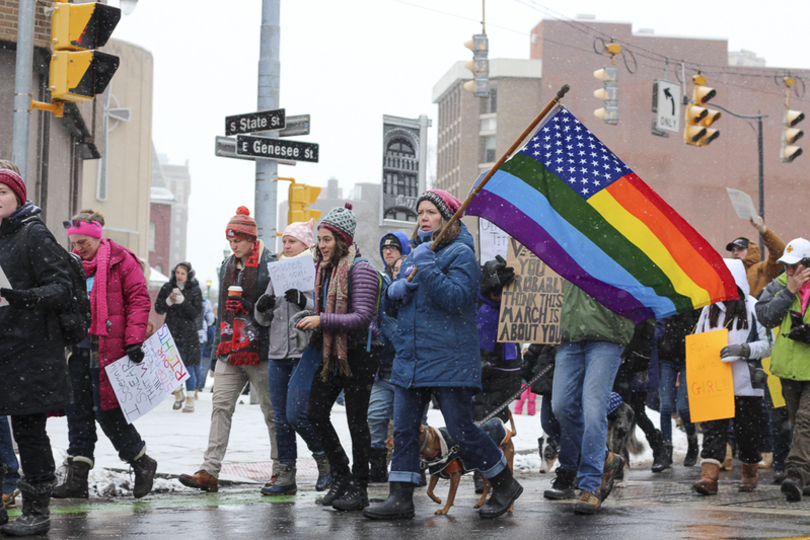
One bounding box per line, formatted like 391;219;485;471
739;463;759;492
178;470;219;492
692;460;720;495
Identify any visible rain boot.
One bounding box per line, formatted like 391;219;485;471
129;452;157;499
0;479;53;536
313;452;332;492
684;433;699;467
692;459;720;495
368;447;389;484
363;482;415;520
261;464;297;495
739;462;759;492
52;456;92;499
0;464;7;526
479;467;523;519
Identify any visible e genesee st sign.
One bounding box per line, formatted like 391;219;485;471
236;135;319;163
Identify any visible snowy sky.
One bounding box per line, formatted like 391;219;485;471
110;0;810;285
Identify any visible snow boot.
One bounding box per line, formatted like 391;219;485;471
544;466;577;500
781;467;803;502
368;447;389;483
52;456;92;499
0;479;53;537
479;467;522;519
473;470;485;494
332;478;369;511
363;481;415;520
172;388;184;410
739;462;759;492
313;452;332;491
261;464;297;495
317;473;351;506
684;433;699;467
182;396;195;413
600;452;624;502
0;464;7;526
129;453;157;498
692;459;720;495
651;431;669;473
574;490;601;515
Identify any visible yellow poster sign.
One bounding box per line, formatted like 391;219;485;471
686;329;735;423
762;355;786;409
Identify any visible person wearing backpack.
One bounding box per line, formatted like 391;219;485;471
52;209;156;501
293;204;382;511
0;168;72;536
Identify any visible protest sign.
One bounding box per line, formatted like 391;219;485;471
686;329;735;422
478;218;509;263
0;263;10;307
497;238;564;344
726;188;757;221
104;324;188;424
267;255;316;294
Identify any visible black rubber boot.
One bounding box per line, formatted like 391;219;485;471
0;479;53;537
684;433;699;467
0;464;7;526
479;468;523;519
368;448;389;484
130;453;157;499
332;478;369;511
363;481;415;520
52;456;92;499
317;474;351;506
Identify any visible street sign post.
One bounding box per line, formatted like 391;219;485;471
236;134;319;163
215;136;296;166
652;80;681;134
225;108;286;136
279;114;310;137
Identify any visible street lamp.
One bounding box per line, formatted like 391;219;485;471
206;280;212;301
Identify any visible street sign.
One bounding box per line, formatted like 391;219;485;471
279;114;310;137
214;136;296;166
225;108;286;136
652;80;681;134
236;134;318;163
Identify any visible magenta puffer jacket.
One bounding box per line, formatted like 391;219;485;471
97;241;151;410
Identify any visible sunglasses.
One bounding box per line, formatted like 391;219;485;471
62;219;100;229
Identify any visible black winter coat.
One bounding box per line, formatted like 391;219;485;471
0;207;72;415
155;271;204;367
521;344;557;396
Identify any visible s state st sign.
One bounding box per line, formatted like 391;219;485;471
225;109;286;136
236;134;319;163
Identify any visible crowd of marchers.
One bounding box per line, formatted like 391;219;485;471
2;159;810;535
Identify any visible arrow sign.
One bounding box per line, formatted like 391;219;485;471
236;134;318;163
225;108;286;136
652;79;681;134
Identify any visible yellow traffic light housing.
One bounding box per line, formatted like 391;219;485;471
288;183;322;225
593;42;621;125
463;34;489;97
684;74;720;146
781;78;804;163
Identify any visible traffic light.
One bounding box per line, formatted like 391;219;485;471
49;2;121;103
288;183;322;224
781;78;804;163
684;74;720;146
593;66;619;125
463;34;489;98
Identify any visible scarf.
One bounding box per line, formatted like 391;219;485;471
315;243;356;380
82;238;111;337
216;241;263;365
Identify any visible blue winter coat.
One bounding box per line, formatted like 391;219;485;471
388;223;482;390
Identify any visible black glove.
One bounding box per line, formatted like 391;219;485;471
0;288;40;310
284;289;308;311
256;294;276;313
225;296;253;315
126;343;145;363
788;323;810;345
480;255;515;297
621;320;655;372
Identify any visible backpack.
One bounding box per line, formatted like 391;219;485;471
21;221;92;345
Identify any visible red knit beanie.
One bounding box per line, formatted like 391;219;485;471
226;206;257;241
0;169;26;206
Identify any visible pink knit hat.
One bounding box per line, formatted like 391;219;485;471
0;169;26;205
416;189;462;221
282;218;314;248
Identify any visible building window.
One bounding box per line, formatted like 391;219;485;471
481;135;496;164
480;85;497;115
480;115;496;132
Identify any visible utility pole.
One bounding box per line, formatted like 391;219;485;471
11;0;35;182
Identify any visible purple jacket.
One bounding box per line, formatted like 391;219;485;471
318;247;380;343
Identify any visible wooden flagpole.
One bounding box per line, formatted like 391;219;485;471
407;84;570;281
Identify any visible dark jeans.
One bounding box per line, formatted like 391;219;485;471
308;345;379;482
11;413;54;485
762;383;792;470
700;395;763;465
65;347;145;462
0;416;21;493
659;359;695;440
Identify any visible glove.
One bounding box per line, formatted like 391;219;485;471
126;343;145;363
412;244;436;269
481;255;515;296
256;294;276;313
387;278;419;304
788;323;810;345
0;288;40;310
284;289;308;311
225;296;253;315
720;343;750;361
417;228;433;242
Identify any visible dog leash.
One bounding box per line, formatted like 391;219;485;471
474;363;553;427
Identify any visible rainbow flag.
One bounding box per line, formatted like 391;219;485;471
466;105;737;323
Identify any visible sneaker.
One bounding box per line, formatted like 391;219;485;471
544;467;577;500
781;468;803;502
574;490;601;515
600;452;624;502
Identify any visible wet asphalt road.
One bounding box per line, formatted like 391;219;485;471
18;466;810;540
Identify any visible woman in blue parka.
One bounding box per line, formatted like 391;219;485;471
363;189;523;521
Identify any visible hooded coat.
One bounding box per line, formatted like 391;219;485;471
379;231;412;277
155;264;204;367
388;223;482;390
0;205;72;415
739;229;786;297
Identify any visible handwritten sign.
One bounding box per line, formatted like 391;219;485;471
686;329;735;422
104;324;188;424
726;188;757;221
267;256;316;295
497;238;564;344
478;218;509;263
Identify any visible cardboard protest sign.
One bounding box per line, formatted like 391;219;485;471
104;324;188;424
478;218;509;263
267;255;316;294
497;238;564;344
686;329;735;422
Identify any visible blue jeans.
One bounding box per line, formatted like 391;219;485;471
658;359;694;440
198;346;213;391
65;347;146;462
389;386;507;484
540;394;560;443
267;357;324;465
368;372;395;449
287;344;322;440
552;340;623;493
0;416;20;494
185;364;200;392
